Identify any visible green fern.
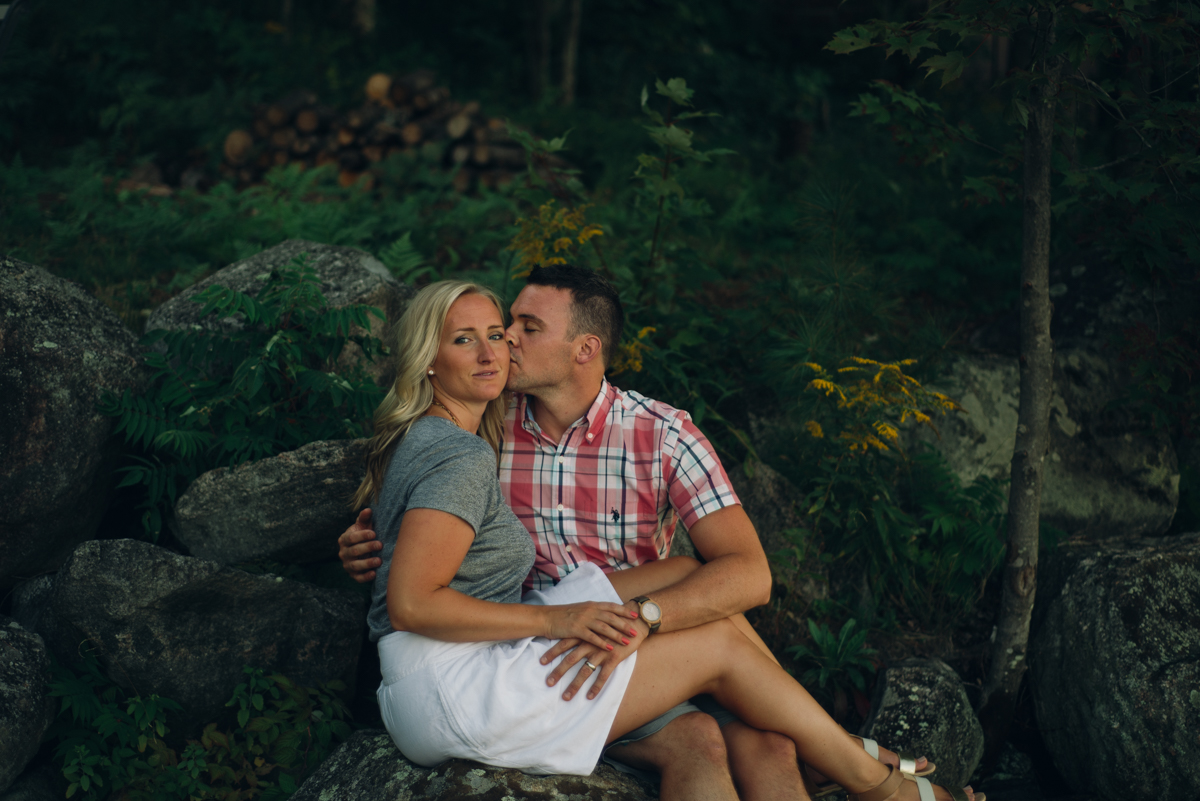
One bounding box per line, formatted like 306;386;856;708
100;255;386;541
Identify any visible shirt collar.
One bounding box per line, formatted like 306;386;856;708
516;379;616;446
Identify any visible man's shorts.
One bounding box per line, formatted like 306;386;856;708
601;695;738;782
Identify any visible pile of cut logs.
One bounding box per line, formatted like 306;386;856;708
220;70;529;191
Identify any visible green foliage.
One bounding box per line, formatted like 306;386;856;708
46;650;351;801
783;359;1006;628
98;256;387;539
787;618;877;694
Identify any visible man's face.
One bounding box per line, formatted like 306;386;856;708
504;284;577;394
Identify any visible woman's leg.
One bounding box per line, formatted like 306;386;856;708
608;618;972;801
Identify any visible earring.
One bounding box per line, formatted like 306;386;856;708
427;370;434;376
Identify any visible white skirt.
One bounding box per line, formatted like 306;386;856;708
376;562;637;775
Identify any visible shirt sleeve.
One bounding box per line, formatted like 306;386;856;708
405;438;497;534
664;415;741;529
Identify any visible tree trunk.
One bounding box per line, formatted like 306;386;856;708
977;1;1062;757
561;0;583;106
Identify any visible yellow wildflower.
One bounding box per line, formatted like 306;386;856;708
805;420;825;438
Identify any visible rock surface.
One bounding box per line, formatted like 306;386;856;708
145;240;414;385
0;619;55;795
0;256;149;591
176;439;369;564
914;348;1179;539
0;764;62;801
1030;532;1200;801
292;730;657;801
38;539;366;733
730;460;828;602
859;658;984;790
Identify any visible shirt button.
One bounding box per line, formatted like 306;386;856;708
586;433;593;440
557;457;565;464
557;503;564;511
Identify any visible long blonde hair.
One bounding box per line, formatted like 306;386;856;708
351;280;509;509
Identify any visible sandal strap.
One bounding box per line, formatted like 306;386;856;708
915;777;937;801
943;786;973;801
854;765;903;801
856;736;881;759
897;751;918;775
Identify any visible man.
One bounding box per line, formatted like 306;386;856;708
340;266;921;800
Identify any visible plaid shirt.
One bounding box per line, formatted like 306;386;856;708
499;380;740;592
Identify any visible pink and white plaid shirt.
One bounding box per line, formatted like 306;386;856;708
499;380;740;592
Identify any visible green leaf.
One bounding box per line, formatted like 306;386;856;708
655;78;695;106
920;51;967;87
826;25;876;55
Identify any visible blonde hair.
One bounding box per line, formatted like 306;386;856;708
351;280;509;509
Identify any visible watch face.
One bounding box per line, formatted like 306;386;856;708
642;601;662;622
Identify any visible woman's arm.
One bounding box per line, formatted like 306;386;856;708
387;508;636;648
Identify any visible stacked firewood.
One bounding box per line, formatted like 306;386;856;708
220;70;529;191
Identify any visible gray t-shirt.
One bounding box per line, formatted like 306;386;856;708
367;416;536;643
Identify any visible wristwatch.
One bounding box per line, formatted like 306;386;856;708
631;596;662;635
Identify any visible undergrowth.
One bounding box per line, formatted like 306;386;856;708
47;650;351;801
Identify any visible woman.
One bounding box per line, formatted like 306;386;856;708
353;280;982;801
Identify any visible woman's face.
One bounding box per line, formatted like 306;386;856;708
429;293;510;406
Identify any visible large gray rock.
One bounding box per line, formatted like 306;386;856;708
0;256;150;591
1030;533;1200;801
730;458;827;602
292;730;657;801
9;575;54;634
176;438;369;565
38;539;365;733
145;240;414;385
0;764;61;801
859;658;984;790
0;619;55;794
914;348;1179;539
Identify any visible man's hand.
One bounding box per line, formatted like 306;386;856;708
541;600;649;701
339;508;383;583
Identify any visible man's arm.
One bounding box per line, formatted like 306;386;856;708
542;504;773;698
339;508;384;583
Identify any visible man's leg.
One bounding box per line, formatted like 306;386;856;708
723;721;813;801
687;695;812;801
605;711;738;801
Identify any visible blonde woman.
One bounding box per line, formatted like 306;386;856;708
357;280;981;801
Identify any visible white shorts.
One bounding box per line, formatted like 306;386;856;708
376;562;637;775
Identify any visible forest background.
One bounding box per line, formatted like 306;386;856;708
1;0;1197;797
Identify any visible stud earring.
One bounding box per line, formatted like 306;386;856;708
427;370;434;376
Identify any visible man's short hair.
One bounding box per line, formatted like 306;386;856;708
526;265;625;369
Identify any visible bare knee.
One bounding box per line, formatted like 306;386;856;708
645;711;728;769
725;722;797;765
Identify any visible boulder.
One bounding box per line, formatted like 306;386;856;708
913;348;1179;539
1030;532;1200;801
10;574;55;634
145;240;414;386
176;439;369;565
859;658;984;790
0;256;150;591
729;458;827;602
0;764;62;801
291;730;657;801
38;539;366;733
0;619;55;794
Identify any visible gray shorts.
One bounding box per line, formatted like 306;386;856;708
602;695;738;782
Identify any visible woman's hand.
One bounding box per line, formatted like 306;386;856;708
542;599;650;701
543;602;641;654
